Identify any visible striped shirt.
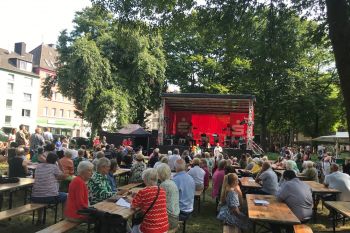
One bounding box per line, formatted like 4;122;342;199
132;186;169;233
32;163;62;197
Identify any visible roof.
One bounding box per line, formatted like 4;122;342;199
0;48;39;77
30;44;58;72
312;132;349;144
162;93;255;113
118;124;150;135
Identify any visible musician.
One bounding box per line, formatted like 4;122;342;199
186;123;195;147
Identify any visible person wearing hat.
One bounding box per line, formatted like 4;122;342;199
129;152;146;183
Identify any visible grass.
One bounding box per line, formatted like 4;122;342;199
0;180;349;233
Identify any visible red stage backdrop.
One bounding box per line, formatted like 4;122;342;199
166;110;249;145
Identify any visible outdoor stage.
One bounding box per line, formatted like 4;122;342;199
158;93;256;152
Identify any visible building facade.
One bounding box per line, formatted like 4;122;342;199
30;44;87;137
0;42;40;133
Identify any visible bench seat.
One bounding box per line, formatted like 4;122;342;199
36;220;81;233
0;203;47;221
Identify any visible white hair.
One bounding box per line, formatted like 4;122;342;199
174;159;186;171
157;163;171;181
142;168;158;186
97;157;111;171
285;160;294;170
77;161;94;175
64;149;73;158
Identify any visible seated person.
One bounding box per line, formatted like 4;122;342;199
273;170;313;233
324;163;350;201
251;158;263;176
32;152;67;223
300;161;319;182
88;157;115;205
92;151;105;171
187;158;205;191
64;161;94;222
217;173;250;231
59;149;74;176
254;162;278;195
73;149;87;174
107;159;118;192
129;153;146;183
173;159;195;221
8;147;28;178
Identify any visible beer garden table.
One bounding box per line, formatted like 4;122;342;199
324;201;350;233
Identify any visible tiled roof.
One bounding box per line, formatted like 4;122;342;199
30;44;58;71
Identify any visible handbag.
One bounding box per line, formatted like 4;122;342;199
132;186;160;226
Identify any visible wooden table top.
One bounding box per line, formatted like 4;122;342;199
239;177;262;188
304;181;341;194
93;201;135;219
324;201;350;217
271;164;285;170
113;168;131;176
27;163;38;170
274;170;308;179
118;182;143;191
0;178;35;192
246;194;300;224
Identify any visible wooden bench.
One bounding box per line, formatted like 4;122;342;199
36;219;81;233
118;182;143;191
0;203;46;222
223;225;240;233
293;224;313;233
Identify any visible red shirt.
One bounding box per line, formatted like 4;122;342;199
64;176;89;220
132;186;168;233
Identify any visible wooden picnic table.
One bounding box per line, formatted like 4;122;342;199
239;177;261;189
113;168;131;177
303;181;341;220
324;201;350;233
93;201;135;219
246;194;300;233
274;170;308;180
0;178;35;209
271;164;285;170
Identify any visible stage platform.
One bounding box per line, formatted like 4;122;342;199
158;145;253;158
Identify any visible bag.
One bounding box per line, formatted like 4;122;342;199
77;207;127;233
132;186;160;226
0;176;19;184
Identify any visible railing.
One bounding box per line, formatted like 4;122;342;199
248;139;264;155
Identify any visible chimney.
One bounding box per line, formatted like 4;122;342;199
14;42;26;55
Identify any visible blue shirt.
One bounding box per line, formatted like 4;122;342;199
107;172;117;192
173;171;195;212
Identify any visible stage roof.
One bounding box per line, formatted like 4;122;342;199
162;93;255;113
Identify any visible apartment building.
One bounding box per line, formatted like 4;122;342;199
30;44;87;137
0;42;40;133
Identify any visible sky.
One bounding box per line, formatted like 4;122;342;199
0;0;91;52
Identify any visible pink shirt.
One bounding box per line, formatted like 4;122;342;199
212;169;225;198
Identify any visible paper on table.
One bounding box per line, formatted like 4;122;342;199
248;177;255;181
116;198;131;208
254;199;270;205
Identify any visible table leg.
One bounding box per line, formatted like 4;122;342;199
312;193;317;222
332;208;336;233
24;188;28;205
9;191;13;209
253;222;256;233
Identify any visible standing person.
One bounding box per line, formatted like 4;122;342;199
16;124;27;146
93;136;101;148
157;164;180;231
200;158;210;190
212;160;227;202
187;158;205;191
55;137;63;151
168;148;181;171
131;168;168;233
148;150;159;168
173;159;195;222
7;128;16;144
217;173;250;232
64;161;94;222
30;128;45;158
214;143;223;157
43;127;53;142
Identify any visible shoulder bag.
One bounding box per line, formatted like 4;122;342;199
132;186;160;226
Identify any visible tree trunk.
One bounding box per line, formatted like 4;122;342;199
326;0;350;141
260;109;268;151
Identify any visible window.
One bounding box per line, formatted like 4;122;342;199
5;116;11;125
52;108;56;117
60;109;64;118
8;74;14;81
19;60;32;72
67;110;71;118
53;92;57;101
43;107;48;116
6;99;12;109
22;109;30;117
7;83;14;94
24;77;33;87
24;93;32;102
